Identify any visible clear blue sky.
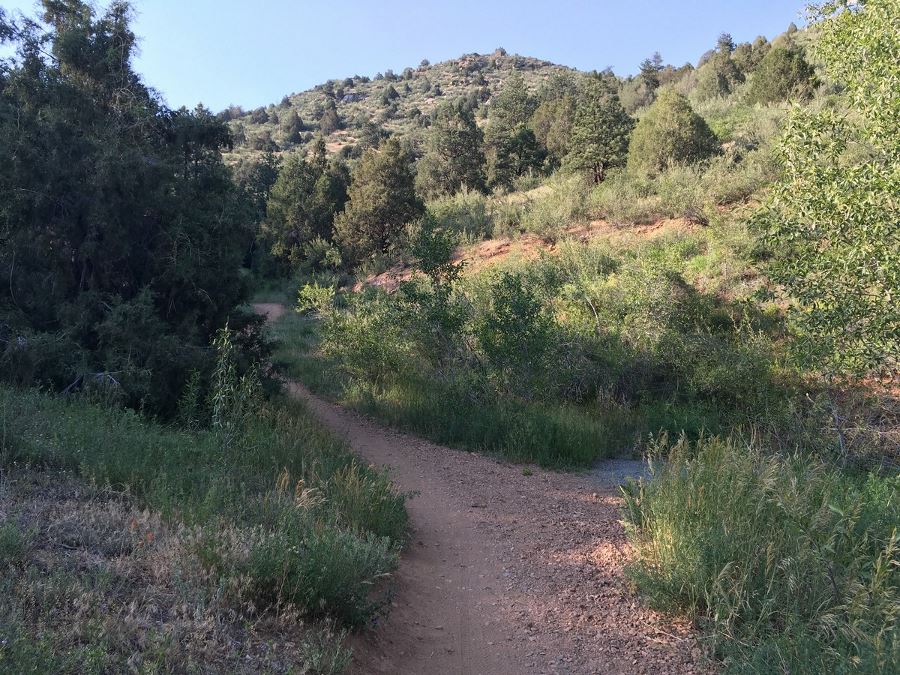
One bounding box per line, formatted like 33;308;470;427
2;0;807;111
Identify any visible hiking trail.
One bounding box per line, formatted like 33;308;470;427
254;302;708;675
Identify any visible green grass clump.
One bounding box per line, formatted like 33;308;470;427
622;435;899;673
426;188;495;242
1;384;407;641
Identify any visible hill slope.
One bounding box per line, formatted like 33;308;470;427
223;49;573;160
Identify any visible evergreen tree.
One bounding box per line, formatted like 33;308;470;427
695;33;745;100
627;89;719;175
530;95;576;167
416;100;487;198
565;78;634;183
319;98;342;134
490;72;537;128
746;45;817;104
0;0;253;412
381;84;400;105
250;107;269;124
359;120;387;150
234;152;282;225
639;52;665;91
484;73;543;189
334;139;424;264
264;151;347;267
282;110;305;144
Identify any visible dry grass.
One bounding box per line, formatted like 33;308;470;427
0;469;350;673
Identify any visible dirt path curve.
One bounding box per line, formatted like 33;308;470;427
254;303;708;675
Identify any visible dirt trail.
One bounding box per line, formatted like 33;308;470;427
254;303;708;675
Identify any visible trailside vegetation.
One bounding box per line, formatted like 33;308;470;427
0;2;261;414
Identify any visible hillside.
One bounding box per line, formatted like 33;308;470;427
222;49;572;160
2;1;897;673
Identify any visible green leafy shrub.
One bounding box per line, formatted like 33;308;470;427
475;272;554;395
282;220;798;467
627;89;720;176
755;0;900;376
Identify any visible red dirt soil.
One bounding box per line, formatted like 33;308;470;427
355;218;699;293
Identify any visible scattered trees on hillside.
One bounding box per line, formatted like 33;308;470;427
250;107;270;124
334;139;424;263
416;100;487;198
627;89;719;175
757;0;899;375
381;84;400;105
695;32;746;100
565;76;634;183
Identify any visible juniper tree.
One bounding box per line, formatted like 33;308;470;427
565;77;634;183
334;139;424;264
416;100;487;198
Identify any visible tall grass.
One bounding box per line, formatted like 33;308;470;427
622;435;899;673
0;385;408;626
589;146;777;226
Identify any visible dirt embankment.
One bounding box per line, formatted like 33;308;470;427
357;217;699;293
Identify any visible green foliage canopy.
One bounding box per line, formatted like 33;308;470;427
758;0;900;375
484;73;544;189
565;77;634;183
416;100;487;199
746;45;818;104
334;139;424;264
0;1;256;412
264;147;348;268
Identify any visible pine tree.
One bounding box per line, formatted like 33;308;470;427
416;100;487;198
484;73;543;189
565;78;634;183
334;139;424;264
639;52;665;91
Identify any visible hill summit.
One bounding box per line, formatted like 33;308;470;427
221;48;572;159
